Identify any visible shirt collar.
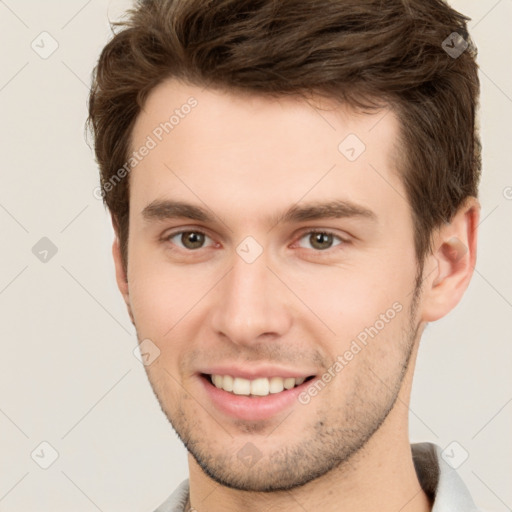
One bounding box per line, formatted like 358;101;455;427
412;442;481;511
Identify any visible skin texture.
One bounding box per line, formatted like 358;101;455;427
112;79;479;512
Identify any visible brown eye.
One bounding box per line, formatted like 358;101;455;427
167;231;211;250
181;232;205;249
298;231;343;251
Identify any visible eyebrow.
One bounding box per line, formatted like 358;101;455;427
141;199;377;226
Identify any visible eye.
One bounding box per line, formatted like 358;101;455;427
296;230;345;251
165;230;214;250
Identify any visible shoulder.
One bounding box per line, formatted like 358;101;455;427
153;479;190;512
412;442;482;512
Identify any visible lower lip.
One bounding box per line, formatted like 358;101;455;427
199;374;314;421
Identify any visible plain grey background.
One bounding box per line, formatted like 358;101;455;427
0;0;511;510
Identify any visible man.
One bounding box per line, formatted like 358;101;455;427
87;0;482;510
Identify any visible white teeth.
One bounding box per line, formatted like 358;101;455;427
210;374;309;396
269;376;284;393
223;374;234;392
250;378;270;396
232;377;251;395
283;377;295;390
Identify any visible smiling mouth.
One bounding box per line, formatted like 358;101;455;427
201;373;316;397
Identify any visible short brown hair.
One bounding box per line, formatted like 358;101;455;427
87;0;481;275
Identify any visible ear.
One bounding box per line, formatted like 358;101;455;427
111;219;133;323
419;197;480;322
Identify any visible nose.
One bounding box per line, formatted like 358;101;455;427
209;249;293;346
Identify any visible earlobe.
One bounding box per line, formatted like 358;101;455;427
420;197;480;322
112;235;130;306
111;217;136;325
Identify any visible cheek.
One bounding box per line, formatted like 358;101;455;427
285;262;409;327
127;265;178;337
127;253;217;338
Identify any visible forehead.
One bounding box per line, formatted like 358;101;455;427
128;78;405;226
132;78;397;151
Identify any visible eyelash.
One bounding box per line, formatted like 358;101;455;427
162;228;349;254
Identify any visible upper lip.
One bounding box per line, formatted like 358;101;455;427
198;365;317;380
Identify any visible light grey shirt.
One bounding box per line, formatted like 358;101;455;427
153;442;481;512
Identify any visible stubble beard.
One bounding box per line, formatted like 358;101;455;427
141;279;423;492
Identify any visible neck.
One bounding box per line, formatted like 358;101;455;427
187;342;431;512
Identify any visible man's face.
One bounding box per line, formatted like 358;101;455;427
120;79;424;491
